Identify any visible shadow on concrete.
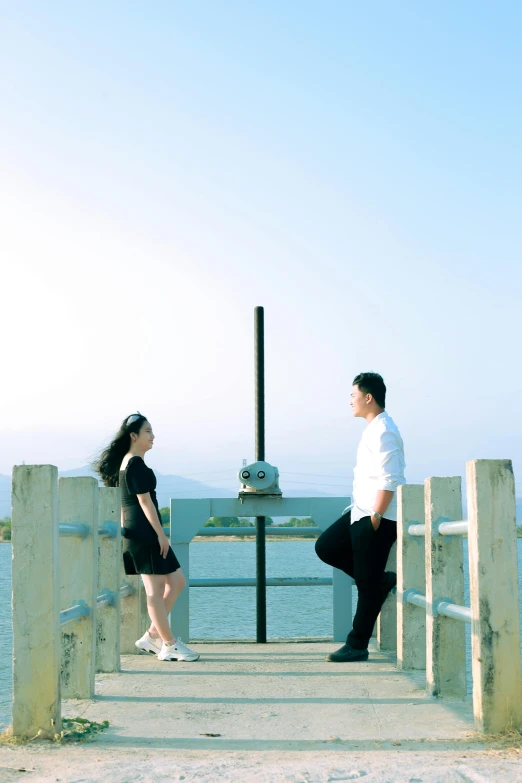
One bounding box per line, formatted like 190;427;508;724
90;736;486;752
119;669;404;677
95;695;431;705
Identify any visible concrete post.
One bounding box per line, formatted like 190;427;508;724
467;459;522;733
425;476;466;699
58;477;98;699
377;541;397;651
12;465;61;738
120;571;147;653
396;484;426;670
170;499;211;641
96;488;121;673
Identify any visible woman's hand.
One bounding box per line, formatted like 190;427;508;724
158;531;170;558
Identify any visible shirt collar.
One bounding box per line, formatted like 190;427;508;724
367;411;388;428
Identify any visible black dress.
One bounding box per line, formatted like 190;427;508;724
120;456;180;576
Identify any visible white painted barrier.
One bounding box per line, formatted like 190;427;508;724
96;488;122;673
11;465;129;738
169;496;353;643
397;459;522;733
11;466;61;739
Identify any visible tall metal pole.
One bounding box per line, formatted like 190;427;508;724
254;306;267;643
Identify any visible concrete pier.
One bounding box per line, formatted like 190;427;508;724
96;488;121;673
11;465;61;738
397;484;426;670
425;476;466;699
467;459;522;733
58;477;99;700
2;643;520;783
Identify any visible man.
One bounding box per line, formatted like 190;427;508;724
315;371;405;662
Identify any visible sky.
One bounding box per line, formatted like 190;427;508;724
1;1;521;499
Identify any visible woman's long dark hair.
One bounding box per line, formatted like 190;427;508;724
93;414;148;487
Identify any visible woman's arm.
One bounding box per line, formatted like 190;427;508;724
137;493;169;556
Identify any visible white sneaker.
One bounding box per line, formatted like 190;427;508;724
157;638;200;662
135;631;162;655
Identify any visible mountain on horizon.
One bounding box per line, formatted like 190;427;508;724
0;467;335;518
2;468;521;523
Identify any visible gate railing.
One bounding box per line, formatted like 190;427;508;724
169;496;354;645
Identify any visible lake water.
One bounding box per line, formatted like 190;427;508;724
1;540;522;731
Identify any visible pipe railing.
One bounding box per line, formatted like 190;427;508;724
189;576;332;588
397;460;521;734
406;520;471;622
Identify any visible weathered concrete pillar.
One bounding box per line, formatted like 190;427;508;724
425;476;466;699
12;465;61;738
58;477;98;699
467;459;522;733
120;572;147;653
170;499;211;641
96;488;121;673
377;541;397;650
396;484;426;670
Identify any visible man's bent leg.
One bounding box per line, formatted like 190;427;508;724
347;517;397;650
315;512;354;577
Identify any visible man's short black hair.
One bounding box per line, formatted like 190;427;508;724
353;372;386;408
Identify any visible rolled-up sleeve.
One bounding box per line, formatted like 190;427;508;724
375;430;403;491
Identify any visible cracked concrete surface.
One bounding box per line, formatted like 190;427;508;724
1;643;520;782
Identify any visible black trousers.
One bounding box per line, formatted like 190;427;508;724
315;512;397;650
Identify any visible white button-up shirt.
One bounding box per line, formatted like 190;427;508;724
349;411;406;523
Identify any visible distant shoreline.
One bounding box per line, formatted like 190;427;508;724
3;530;522;543
193;536;318;542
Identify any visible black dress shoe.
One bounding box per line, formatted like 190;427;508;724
326;644;369;662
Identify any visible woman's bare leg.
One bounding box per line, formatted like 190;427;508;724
148;569;187;638
141;574;175;644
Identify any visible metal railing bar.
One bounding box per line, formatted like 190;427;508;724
96;589;116;608
98;521;119;538
436;600;472;624
189;577;333;587
408;524;426;537
60;600;91;626
438;521;469;536
403;589;428;609
120;582;135;599
59;523;91;538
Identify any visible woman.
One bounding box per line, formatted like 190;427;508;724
94;412;200;662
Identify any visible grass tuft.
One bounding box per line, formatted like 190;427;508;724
0;717;110;745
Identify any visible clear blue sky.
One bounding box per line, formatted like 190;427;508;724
1;2;521;497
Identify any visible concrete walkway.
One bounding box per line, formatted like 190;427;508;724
1;643;520;782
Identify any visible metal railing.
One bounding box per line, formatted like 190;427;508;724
169;495;354;645
189;524;329;589
404;518;471;625
59;521;129;626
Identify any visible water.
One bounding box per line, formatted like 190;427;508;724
1;540;522;730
